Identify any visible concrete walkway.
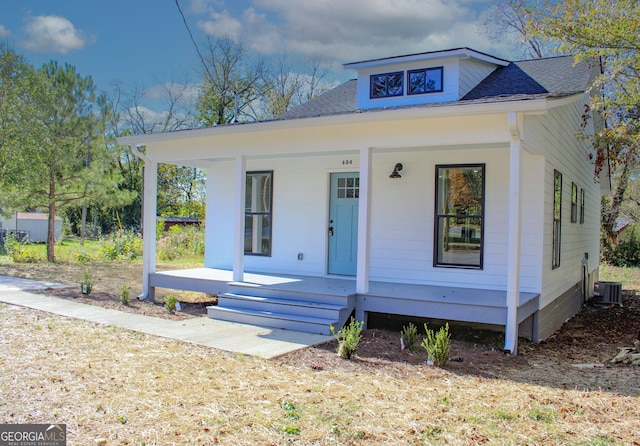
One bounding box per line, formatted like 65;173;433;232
0;276;332;359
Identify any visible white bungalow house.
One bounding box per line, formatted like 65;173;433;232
118;48;606;353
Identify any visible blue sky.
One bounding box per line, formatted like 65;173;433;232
1;0;512;111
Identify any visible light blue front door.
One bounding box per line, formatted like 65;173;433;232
328;172;359;275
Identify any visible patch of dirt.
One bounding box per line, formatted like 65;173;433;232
524;290;640;364
277;293;640;392
2;261;640;390
34;287;213;321
0;261;215;321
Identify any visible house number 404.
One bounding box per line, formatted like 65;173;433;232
342;160;353;165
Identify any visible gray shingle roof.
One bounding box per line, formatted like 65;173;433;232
277;80;357;120
463;56;595;100
278;55;595;121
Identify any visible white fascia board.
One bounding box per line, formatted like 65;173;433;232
117;97;550;149
344;48;510;70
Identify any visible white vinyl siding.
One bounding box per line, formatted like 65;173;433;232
524;94;601;309
458;58;498;98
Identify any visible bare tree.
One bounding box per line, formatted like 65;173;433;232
110;75;203;223
196;36;268;125
262;56;307;119
114;74;196;134
483;0;554;59
305;60;331;101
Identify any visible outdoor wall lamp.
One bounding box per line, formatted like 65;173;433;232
389;163;403;178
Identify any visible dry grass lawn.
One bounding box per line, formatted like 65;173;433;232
0;261;639;445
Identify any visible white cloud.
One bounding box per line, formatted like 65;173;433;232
193;0;497;65
197;9;244;40
22;15;94;54
0;24;10;38
188;0;228;14
144;83;201;105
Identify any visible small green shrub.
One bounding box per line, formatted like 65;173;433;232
157;224;205;261
281;401;300;421
401;322;419;350
3;232;18;256
421;323;451;367
100;229;142;261
80;269;94;295
10;246;41;263
282;425;300;435
75;249;93;263
119;284;130;305
330;318;364;359
164;294;178;313
527;405;555;423
3;233;41;263
280;401;301;435
609;238;640;267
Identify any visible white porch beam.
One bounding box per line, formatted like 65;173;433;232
504;112;523;354
233;155;246;282
356;147;372;294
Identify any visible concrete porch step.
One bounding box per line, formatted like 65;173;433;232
206;305;338;335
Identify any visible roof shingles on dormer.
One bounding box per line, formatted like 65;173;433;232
279;51;595;121
463;56;594;100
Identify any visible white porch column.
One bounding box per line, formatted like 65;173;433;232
233;154;246;282
356;147;372;294
504;112;523;354
140;146;158;301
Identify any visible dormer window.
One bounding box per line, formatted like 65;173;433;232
370;71;403;98
408;67;443;95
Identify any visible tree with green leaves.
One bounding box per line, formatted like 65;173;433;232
529;0;640;252
0;53;131;261
110;77;204;224
0;45;41;189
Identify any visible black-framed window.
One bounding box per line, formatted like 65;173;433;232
571;182;578;223
552;170;562;269
408;67;443;95
370;71;403;98
434;164;485;268
580;188;585;224
245;171;272;256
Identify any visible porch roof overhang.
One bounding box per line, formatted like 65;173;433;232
116;94;580;167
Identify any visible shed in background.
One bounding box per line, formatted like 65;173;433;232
158;216;200;232
0;212;63;243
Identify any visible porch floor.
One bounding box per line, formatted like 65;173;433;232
151;268;540;329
